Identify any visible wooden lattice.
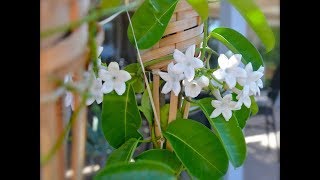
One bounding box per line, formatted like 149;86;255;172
40;0;103;179
139;0;204;149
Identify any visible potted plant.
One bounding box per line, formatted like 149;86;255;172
40;0;275;179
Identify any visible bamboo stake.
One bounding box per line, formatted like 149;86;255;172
166;92;178;150
152;74;162;147
183;101;191;119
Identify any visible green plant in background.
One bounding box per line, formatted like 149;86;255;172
40;0;275;179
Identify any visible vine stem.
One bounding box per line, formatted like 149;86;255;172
126;11;164;149
200;20;208;61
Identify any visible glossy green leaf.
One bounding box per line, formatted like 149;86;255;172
160;104;170;131
227;0;275;52
135;149;182;172
186;0;209;21
102;85;143;148
197;98;246;167
106;138;139;165
210;27;263;70
124;63;139;73
164;119;229;179
95;160;176;180
250;96;259;115
139;84;153;124
234;105;251;129
127;0;179;49
125;64;144;93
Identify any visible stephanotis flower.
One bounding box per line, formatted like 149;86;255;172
159;62;185;96
99;62;131;95
212;54;247;89
86;76;104;106
64;74;75;110
210;94;238;121
233;86;251;109
172;44;204;81
183;76;209;98
237;62;264;96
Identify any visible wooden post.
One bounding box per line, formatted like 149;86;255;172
166;92;178;150
152;73;162;147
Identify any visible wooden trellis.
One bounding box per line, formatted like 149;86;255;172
40;0;103;179
140;0;204;149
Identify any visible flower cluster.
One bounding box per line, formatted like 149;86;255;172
158;45;209;97
158;45;264;121
63;47;131;110
210;53;264;121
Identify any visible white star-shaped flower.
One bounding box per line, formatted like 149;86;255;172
237;63;264;96
183;76;209;98
86;76;104;106
172;45;204;81
212;54;247;89
234;86;251;109
99;62;131;95
210;94;237;121
159;62;185;96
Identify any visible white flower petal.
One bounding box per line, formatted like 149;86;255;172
185;44;196;57
210;108;222;118
223;94;233;102
158;72;171;82
225;50;234;58
185;83;201;98
197;76;209;88
172;63;186;74
218;54;229;69
191;57;204;69
250;71;264;82
243;96;251;108
64;92;73;107
225;75;236;89
86;97;95;106
257;79;263;88
173;49;186;63
245;63;253;73
114;82;126;95
98;46;103;56
108;62;120;72
258;66;265;73
211;100;222;108
222;109;232;121
172;82;181;96
118;70;131;82
243;85;250;96
101;81;114;94
229;55;241;67
212;69;226;80
99;69;112;81
161;82;172;94
231;67;247;78
95;93;103;104
184;66;195;81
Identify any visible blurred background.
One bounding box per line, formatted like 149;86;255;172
65;0;280;179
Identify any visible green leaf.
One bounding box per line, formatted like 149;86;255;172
125;63;144;93
164;119;229;179
135;149;182;172
124;63;139;73
197;98;247;167
227;0;275;52
127;0;179;49
139;84;153;124
210;27;263;70
101;0;122;9
186;0;209;21
106;138;139;165
234;105;251;129
250;96;259;115
102;85;143;148
94;160;176;180
160;104;170;131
